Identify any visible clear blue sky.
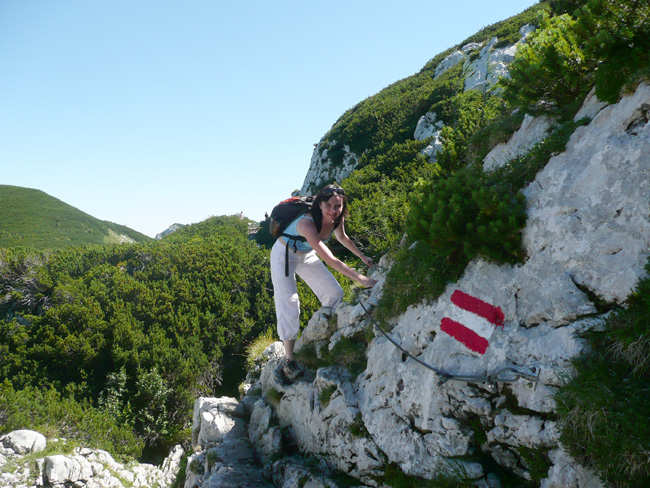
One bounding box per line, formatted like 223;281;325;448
1;0;538;237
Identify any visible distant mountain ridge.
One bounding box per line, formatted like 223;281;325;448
0;185;151;249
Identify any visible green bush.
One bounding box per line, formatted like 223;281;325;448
435;91;510;171
342;139;438;259
376;165;526;321
407;166;527;266
573;0;650;103
466;110;526;163
555;260;650;487
318;385;337;407
376;243;463;323
455;2;548;49
502;12;590;117
0;381;143;460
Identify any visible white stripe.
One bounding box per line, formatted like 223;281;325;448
445;303;496;340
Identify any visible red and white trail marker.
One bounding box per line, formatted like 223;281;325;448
440;289;505;355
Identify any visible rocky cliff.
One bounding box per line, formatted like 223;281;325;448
189;82;649;487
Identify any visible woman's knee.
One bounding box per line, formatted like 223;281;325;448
325;283;344;307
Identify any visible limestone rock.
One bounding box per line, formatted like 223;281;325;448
486;412;559;448
294;306;338;353
573;87;608;122
483;114;554;171
44;454;94;484
464;25;535;93
248;399;283;463
523;82;650;303
259;362;386;482
434;49;467;78
414;112;444;142
541;448;605;488
271;457;358;488
192;397;240;447
0;430;46;455
300;140;359;195
187;396;272;488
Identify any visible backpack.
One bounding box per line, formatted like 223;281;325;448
269;196;313;238
269;195;314;277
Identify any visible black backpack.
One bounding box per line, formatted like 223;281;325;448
269;196;313;238
269;196;314;276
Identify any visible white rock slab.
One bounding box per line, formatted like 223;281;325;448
483;114;553;171
0;430;46;455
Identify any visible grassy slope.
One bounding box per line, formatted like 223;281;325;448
0;185;151;249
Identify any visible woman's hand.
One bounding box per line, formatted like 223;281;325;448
357;275;377;288
360;255;374;267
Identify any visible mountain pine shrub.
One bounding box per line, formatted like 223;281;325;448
0;381;143;460
502;12;590;118
407;166;527;265
573;0;650;103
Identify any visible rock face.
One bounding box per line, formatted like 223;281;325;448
482;113;554;171
300;26;534;192
300;140;360;195
413;112;445;162
463;25;535;92
156;223;185;240
185;397;272;488
239;83;649;487
0;431;183;488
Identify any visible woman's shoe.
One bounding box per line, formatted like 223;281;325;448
283;359;304;381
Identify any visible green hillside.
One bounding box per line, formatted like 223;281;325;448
0;185;151;249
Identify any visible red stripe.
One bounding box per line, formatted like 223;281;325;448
451;290;504;327
440;317;489;354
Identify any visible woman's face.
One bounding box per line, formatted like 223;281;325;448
320;195;344;224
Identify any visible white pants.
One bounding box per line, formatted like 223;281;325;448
270;239;343;341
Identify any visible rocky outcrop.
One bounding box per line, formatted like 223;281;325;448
236;82;649;487
186;395;370;488
463;25;535;92
433;24;535;92
1;430;46;456
300;140;360;195
185;397;272;488
482;113;554;171
156;223;185;240
413;112;445;162
0;430;183;488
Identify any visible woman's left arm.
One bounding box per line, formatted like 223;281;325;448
334;219;374;267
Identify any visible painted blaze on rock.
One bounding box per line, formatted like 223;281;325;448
440;289;505;354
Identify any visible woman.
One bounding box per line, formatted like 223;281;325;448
271;184;376;382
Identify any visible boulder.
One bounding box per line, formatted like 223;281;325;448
0;430;46;455
44;454;93;484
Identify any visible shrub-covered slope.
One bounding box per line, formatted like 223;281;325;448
0;185;151;249
0;215;274;460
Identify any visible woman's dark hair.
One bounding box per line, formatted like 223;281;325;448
310;184;348;232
